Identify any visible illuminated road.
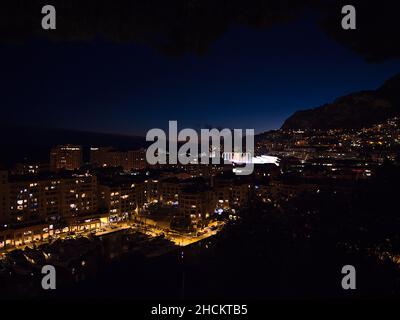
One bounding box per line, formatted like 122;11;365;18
131;220;224;246
0;219;224;257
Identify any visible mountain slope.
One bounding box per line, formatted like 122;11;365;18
282;73;400;130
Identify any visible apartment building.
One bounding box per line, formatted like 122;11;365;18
50;144;83;171
213;175;250;209
90;147;147;171
4;173;97;225
178;185;217;226
158;178;181;204
98;181;145;221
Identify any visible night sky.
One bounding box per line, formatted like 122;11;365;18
1;2;400;135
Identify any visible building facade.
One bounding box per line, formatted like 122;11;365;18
90;147;147;171
4;174;97;225
178;187;217;226
99;182;145;221
50;144;83;171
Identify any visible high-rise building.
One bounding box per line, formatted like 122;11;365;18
127;149;147;170
158;178;181;204
90;147;147;171
90;147;114;167
6;173;97;224
98;181;145;221
213;175;250;209
178;185;216;226
50;144;83;171
60;175;98;219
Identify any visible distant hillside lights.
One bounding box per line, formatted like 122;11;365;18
146;121;255;175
